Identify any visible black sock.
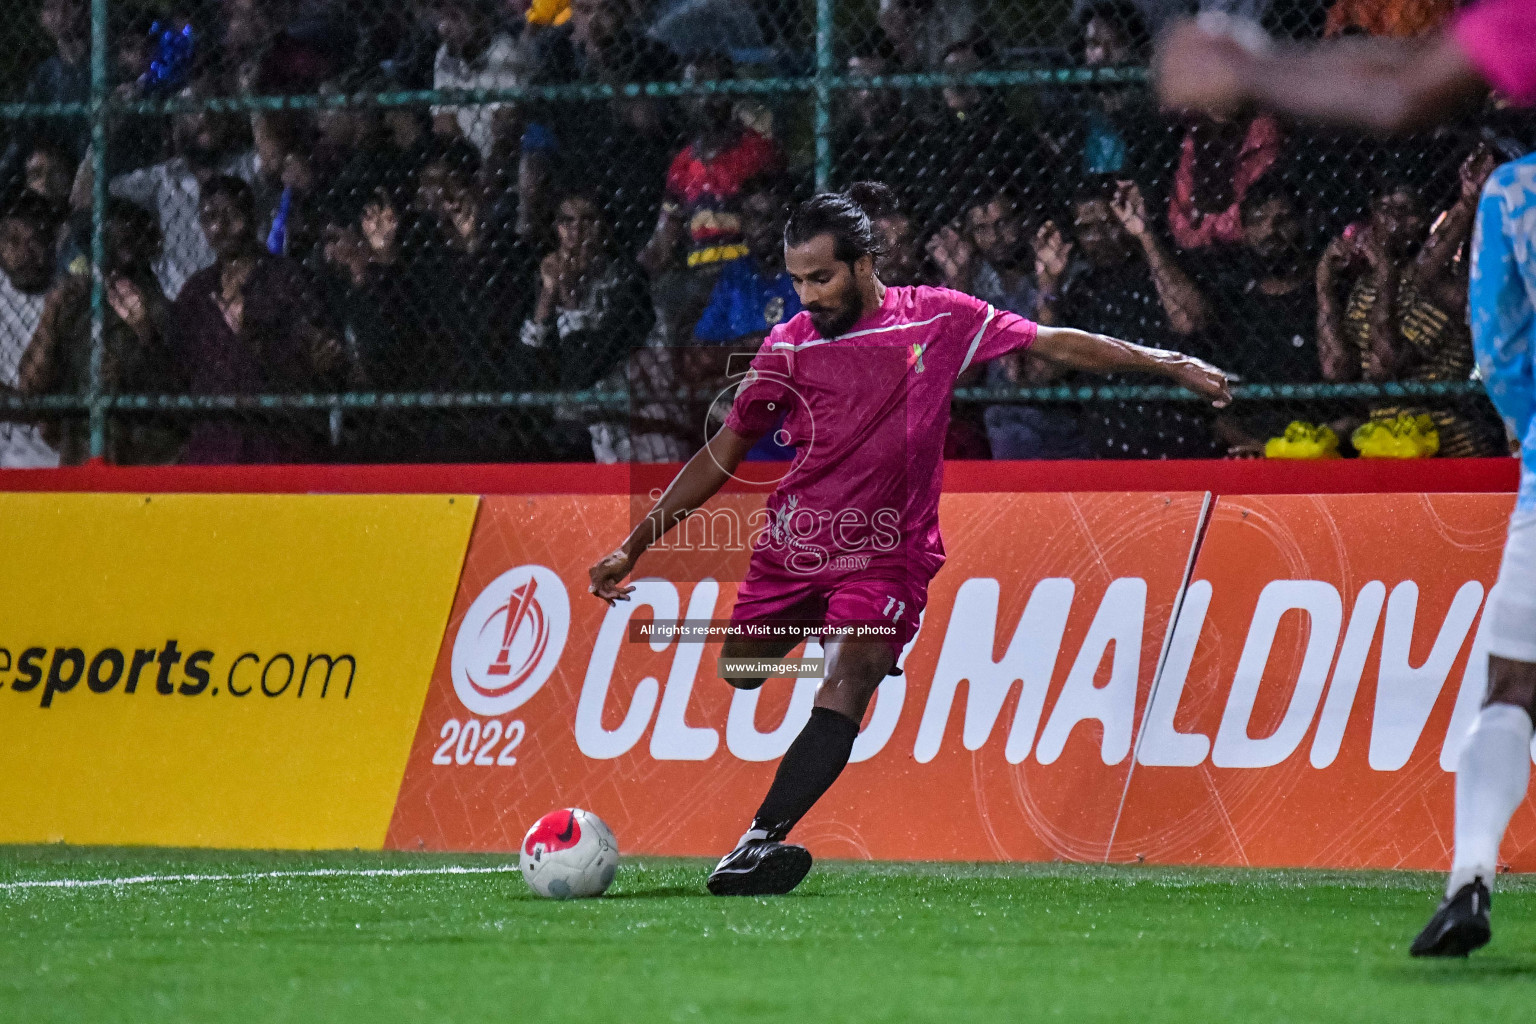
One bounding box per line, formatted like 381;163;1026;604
750;707;860;841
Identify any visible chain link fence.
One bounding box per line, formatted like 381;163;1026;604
0;0;1525;466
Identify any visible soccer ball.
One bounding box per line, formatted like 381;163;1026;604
519;808;619;899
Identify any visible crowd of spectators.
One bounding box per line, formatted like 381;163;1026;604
0;0;1526;467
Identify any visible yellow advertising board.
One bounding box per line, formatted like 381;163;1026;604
0;493;476;849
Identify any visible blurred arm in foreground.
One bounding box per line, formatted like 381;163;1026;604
1153;12;1504;132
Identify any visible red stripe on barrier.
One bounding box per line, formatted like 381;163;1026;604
941;457;1519;494
0;457;1518;495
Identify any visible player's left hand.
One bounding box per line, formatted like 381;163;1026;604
1171;355;1234;408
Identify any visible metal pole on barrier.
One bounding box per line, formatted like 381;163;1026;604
814;0;833;190
86;0;108;460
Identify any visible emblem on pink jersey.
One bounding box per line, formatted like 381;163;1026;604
908;342;926;373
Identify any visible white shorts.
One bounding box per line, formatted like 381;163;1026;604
1486;511;1536;664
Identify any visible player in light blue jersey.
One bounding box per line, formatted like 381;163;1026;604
1156;0;1536;957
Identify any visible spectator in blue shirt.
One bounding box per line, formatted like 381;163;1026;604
692;175;801;346
692;175;798;461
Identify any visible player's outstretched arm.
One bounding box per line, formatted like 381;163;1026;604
587;424;757;606
1031;325;1234;407
1154;21;1486;132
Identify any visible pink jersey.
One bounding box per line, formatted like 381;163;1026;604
1454;0;1536;106
724;284;1037;580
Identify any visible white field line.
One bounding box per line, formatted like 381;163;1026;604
0;863;521;893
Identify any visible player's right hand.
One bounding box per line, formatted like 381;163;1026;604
588;548;637;606
1172;355;1234;408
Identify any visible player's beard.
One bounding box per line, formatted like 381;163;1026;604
806;288;863;338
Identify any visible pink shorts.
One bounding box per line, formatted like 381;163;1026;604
728;557;930;671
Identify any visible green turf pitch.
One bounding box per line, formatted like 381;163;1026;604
3;847;1536;1022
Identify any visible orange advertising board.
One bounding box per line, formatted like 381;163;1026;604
0;482;1518;865
385;492;1208;861
1111;493;1520;870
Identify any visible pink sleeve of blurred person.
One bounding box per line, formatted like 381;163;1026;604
1453;0;1536;106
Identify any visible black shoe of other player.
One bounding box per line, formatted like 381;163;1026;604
706;840;812;896
1411;879;1492;957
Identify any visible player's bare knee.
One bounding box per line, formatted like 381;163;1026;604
813;682;875;724
815;646;889;721
823;636;893;672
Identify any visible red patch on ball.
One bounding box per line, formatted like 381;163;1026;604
523;809;582;854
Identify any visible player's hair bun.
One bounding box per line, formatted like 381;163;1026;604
846;180;897;218
785;182;895;263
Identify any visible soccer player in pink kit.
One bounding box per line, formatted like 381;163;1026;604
588;182;1232;896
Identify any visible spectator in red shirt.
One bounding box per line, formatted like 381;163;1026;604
638;52;782;341
1167;113;1282;250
